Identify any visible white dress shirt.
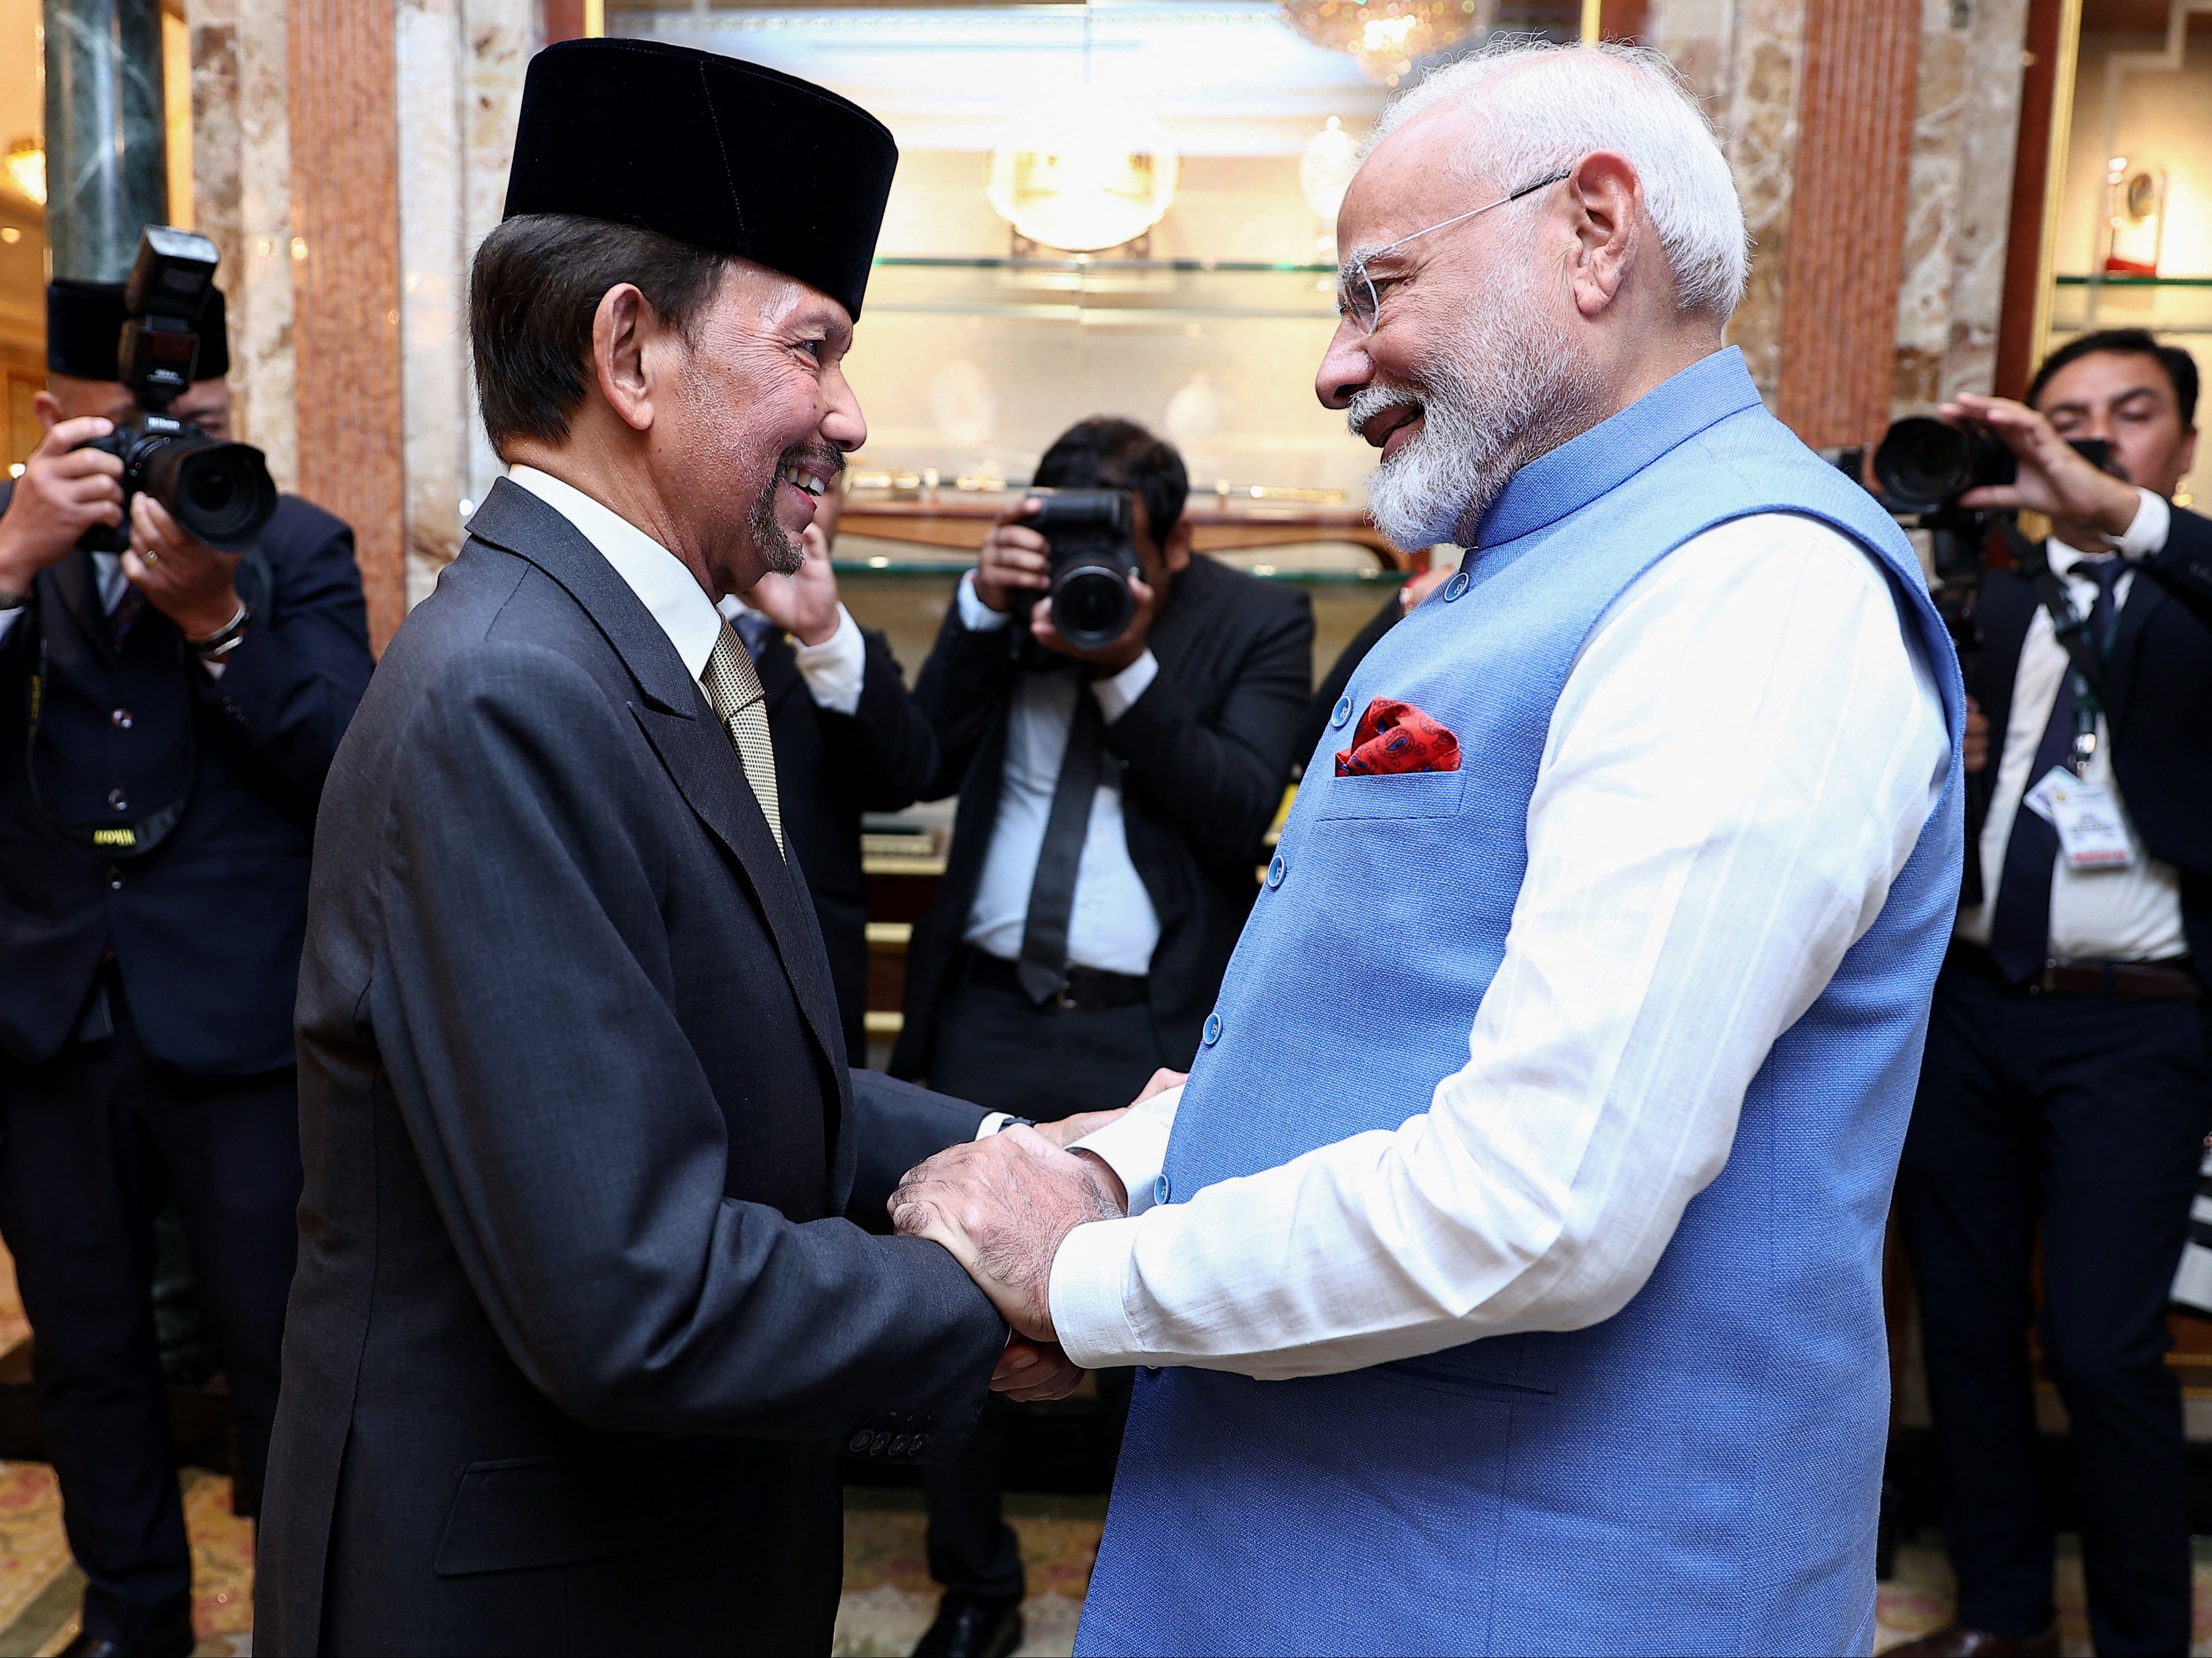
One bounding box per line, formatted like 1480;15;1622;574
507;466;724;678
1051;512;1951;1378
1952;488;2183;962
0;552;230;677
954;571;1163;977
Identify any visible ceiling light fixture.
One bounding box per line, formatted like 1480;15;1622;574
1278;0;1494;86
983;1;1179;254
4;139;45;208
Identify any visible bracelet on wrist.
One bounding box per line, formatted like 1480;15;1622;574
189;602;251;659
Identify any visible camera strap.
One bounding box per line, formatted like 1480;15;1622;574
21;589;197;860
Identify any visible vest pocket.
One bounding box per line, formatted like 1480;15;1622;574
1312;766;1467;821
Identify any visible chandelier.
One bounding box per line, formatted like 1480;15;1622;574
985;88;1180;254
1278;0;1494;86
4;138;44;207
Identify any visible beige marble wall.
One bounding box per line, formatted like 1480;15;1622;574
1646;0;2026;418
1647;0;1806;404
190;0;298;492
397;0;530;610
1894;0;2031;418
193;0;526;606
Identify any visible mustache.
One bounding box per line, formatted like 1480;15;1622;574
1345;380;1424;443
776;438;847;484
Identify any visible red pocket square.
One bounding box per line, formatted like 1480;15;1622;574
1334;698;1462;776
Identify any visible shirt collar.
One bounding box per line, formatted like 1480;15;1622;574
506;465;723;681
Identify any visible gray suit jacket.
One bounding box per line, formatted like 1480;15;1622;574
255;479;1005;1656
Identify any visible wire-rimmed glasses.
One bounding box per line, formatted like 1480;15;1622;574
1334;169;1574;334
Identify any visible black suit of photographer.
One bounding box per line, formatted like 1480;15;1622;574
751;618;937;1057
1898;493;2212;1658
891;550;1314;1097
0;477;371;1654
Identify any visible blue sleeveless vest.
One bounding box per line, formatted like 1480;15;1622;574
1074;350;1965;1657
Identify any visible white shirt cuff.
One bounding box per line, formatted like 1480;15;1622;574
2117;487;2172;560
974;1112;1018;1138
1092;649;1158;725
1070;1082;1180;1214
956;569;1012;632
792;604;864;716
1048;1213;1148;1368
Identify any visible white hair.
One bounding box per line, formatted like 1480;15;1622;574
1362;39;1747;319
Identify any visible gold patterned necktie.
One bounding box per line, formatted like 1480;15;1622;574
700;621;784;857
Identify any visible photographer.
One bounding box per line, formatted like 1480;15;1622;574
1892;331;2212;1658
891;418;1312;1658
718;474;938;1058
0;277;371;1658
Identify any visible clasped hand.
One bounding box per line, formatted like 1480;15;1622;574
890;1107;1135;1400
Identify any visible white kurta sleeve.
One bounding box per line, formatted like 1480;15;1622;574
1047;513;1951;1377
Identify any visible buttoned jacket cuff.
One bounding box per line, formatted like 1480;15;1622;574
955;570;1012;632
1070;1083;1180;1214
793;604;864;715
2118;488;2172;560
1048;1214;1149;1369
1092;649;1158;725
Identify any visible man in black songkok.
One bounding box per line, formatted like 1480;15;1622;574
255;40;1098;1656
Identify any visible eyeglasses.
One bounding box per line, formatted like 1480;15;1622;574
1334;169;1574;334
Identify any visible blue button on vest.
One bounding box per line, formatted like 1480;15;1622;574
1075;349;1963;1657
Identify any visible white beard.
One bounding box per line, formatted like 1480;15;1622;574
1353;258;1602;551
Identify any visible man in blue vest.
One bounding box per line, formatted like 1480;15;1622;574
891;38;1963;1656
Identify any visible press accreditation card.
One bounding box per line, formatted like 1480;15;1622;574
2021;767;2137;871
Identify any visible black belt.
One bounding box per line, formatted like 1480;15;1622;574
1946;940;2203;1001
965;950;1150;1012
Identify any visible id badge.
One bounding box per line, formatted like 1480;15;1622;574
2022;767;2136;871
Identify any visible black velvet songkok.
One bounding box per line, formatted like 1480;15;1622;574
47;280;230;383
502;38;898;321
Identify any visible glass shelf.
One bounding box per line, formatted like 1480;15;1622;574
865;256;1342;323
2050;275;2212;335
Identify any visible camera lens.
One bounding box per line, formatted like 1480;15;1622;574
1873;416;2016;513
140;436;278;548
1873;418;1968;512
1051;566;1135;651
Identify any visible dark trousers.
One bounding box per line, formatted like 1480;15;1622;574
921;955;1166;1600
0;982;302;1646
1896;963;2212;1657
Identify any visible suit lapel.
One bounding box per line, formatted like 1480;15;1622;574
753;630;804;712
2106;560;2169;730
466;478;852;1132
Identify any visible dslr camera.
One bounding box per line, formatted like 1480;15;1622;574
1024;488;1142;650
76;226;277;555
1857;416;2113;643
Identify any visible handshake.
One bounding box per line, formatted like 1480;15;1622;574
888;1069;1184;1402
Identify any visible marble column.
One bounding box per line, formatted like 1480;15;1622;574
395;0;532;610
1892;0;2031;419
188;0;298;489
43;0;168;280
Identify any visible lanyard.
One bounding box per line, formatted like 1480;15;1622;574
22;597;196;859
2035;568;2116;777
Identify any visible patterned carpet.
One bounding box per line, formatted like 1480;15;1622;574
0;1465;2199;1655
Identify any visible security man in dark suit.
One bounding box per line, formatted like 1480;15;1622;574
255;43;1095;1657
0;280;371;1658
722;479;938;1056
892;418;1314;1657
1893;330;2212;1658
